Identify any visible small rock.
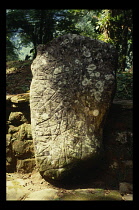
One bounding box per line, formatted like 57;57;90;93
16;159;36;173
6;180;28;200
24;188;59;200
10;93;30;103
123;194;133;201
119;182;133;194
8;112;27;126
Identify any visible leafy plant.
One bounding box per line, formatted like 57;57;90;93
6;9;133;73
115;72;133;100
21;85;30;92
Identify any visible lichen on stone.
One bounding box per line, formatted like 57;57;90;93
30;33;117;181
82;77;93;86
82;46;91;57
93;109;99;116
94;91;102;102
87;57;92;63
105;74;115;80
95;81;105;89
86;64;96;72
95;72;100;77
75;59;81;65
53;66;63;75
60;39;69;46
41;58;47;65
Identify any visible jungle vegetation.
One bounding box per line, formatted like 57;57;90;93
6;9;133;99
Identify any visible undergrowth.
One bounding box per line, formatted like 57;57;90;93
115;72;133;100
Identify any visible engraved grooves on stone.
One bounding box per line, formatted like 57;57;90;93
30;34;117;180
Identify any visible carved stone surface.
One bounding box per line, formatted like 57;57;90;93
30;34;117;180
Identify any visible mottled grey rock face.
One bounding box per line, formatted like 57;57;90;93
30;34;117;180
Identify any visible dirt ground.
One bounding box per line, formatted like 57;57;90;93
6;170;133;201
6;170;60;191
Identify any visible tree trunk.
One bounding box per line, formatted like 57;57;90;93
121;25;128;72
38;10;44;44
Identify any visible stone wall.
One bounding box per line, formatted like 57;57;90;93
103;100;133;184
6;93;35;173
6;93;132;184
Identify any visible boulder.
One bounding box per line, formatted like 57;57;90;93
8;112;27;126
6;179;28;200
30;34;117;181
24;189;59;200
16;158;36;173
119;182;133;194
17;123;32;140
10;93;30;104
12;140;34;158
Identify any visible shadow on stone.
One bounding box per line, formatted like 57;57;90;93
40;154;119;190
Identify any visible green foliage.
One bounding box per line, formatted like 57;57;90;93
6;9;133;72
96;10;133;72
6;9;133;100
6;36;19;61
6;9;81;60
6;9;57;59
72;9;133;72
74;10;99;38
115;72;133;100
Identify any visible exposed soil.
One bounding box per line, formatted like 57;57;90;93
6;171;132;201
6;170;58;191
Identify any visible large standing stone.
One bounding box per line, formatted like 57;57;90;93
30;34;117;181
